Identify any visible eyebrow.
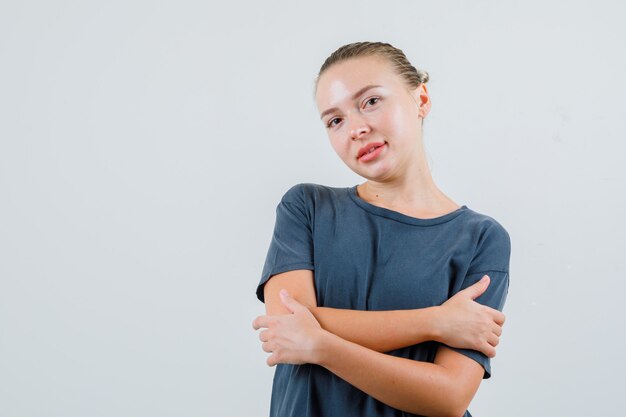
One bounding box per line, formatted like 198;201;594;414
319;84;383;120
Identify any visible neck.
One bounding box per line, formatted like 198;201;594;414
357;147;459;217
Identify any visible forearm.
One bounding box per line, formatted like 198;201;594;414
255;291;484;416
263;270;503;358
310;306;440;352
315;330;478;417
264;270;442;352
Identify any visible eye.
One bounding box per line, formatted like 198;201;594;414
365;97;380;107
326;117;342;128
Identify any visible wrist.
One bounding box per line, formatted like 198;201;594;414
313;328;340;367
425;306;443;343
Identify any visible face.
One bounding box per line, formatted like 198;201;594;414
315;55;431;182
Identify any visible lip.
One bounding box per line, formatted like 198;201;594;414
357;142;386;159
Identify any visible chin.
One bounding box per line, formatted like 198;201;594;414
354;167;394;182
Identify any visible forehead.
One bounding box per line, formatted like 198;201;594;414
315;56;404;112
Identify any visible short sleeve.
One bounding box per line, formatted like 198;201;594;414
256;184;315;303
447;221;511;379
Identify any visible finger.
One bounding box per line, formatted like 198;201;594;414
253;315;270;330
482;343;496;358
487;333;500;347
461;275;490;300
267;353;279;367
262;341;275;353
494;311;506;326
259;329;270;342
492;323;503;337
279;289;305;313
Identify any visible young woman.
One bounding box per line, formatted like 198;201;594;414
252;42;511;417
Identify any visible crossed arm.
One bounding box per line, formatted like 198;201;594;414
252;269;505;417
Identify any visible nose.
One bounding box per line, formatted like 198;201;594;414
349;114;371;140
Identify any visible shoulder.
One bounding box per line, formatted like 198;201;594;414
276;183;348;227
463;209;510;245
461;209;511;273
280;182;348;206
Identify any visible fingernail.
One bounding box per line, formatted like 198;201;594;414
280;289;289;297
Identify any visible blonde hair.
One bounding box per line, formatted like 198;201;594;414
314;41;429;93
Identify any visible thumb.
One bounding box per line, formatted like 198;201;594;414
462;275;490;300
279;289;304;313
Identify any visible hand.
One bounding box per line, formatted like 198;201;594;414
436;275;506;358
252;289;327;367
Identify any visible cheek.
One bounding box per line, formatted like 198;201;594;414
329;134;351;159
389;106;413;133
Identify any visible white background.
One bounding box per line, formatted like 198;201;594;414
1;1;625;416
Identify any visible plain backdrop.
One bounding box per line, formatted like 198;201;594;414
1;1;625;416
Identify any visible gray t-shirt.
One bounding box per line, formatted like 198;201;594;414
256;183;511;417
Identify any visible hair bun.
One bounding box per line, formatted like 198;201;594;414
416;69;429;84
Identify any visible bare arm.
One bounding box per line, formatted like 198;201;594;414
313;306;440;353
255;290;484;417
263;269;438;351
262;269;504;356
318;334;483;417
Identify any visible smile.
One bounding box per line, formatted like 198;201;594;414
357;142;386;162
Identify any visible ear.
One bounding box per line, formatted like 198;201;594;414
411;84;431;119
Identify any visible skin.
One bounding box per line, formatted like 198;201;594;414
261;270;504;357
319;55;458;217
252;55;506;416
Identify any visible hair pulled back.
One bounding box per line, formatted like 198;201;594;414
314;41;429;93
